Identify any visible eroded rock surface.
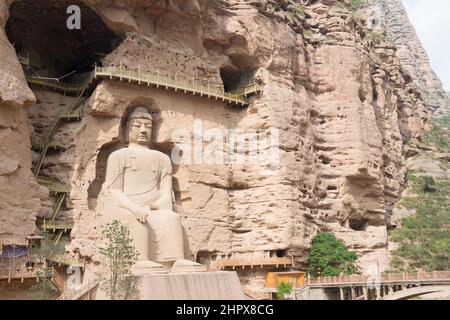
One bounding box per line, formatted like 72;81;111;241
0;0;41;245
0;0;441;286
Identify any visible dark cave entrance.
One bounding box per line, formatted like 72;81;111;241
349;219;369;231
220;67;256;93
6;0;121;81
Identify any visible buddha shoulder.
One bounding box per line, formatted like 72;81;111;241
107;148;127;161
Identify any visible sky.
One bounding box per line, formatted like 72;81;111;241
402;0;450;91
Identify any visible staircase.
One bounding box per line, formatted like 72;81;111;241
57;280;99;300
33;74;94;178
50;267;65;293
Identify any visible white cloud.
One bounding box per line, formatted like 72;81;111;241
402;0;450;91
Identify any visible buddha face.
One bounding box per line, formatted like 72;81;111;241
128;118;153;146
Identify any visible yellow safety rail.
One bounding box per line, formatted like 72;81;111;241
94;66;260;107
26;76;86;95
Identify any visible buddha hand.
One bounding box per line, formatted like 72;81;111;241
134;207;150;223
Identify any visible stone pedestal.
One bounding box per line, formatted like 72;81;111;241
95;271;245;300
137;271;245;300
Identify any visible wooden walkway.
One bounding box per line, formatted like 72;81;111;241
0;267;66;294
94;66;261;107
0;268;39;283
210;256;294;271
0;267;52;283
25;76;85;95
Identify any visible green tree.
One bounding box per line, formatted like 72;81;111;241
98;220;140;300
276;282;293;300
308;232;358;277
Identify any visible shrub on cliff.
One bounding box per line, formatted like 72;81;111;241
276;282;293;300
308;232;359;277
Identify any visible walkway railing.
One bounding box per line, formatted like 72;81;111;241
51;267;65;293
303;271;450;288
58;280;99;300
0;267;52;282
210;256;294;271
26;76;85;95
0;268;36;282
94;66;260;107
40;220;74;232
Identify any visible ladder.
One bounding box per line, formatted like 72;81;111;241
32;75;93;249
34;74;93;177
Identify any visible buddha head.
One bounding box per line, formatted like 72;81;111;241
126;107;153;146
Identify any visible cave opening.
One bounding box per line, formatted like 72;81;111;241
349;219;369;231
220;66;256;93
6;0;121;83
275;249;287;258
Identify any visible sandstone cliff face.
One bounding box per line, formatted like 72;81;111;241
368;0;448;116
0;0;41;246
0;0;429;281
66;0;427;274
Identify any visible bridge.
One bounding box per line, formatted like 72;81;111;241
295;271;450;300
382;285;450;300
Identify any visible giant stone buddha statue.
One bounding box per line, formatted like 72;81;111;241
99;107;203;273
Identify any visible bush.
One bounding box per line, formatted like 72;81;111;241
422;176;436;193
308;232;359;277
350;0;368;11
276;282;293;300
